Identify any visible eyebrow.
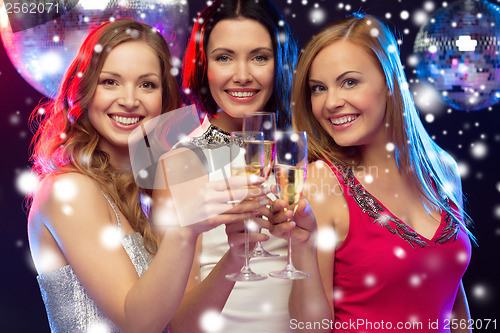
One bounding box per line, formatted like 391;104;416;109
100;71;160;79
209;47;273;55
309;70;362;84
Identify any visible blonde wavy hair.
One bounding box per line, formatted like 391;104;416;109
292;13;475;240
29;19;182;253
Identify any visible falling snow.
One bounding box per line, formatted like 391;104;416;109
413;10;428;25
494;205;500;219
170;67;180;76
2;1;499;328
370;28;379;37
393;246;407;259
309;7;327;25
200;310;224;333
94;44;103;53
456;251;468;264
409;274;423;287
61;205;74;216
53;178;78;202
246;219;260;233
423;1;435;12
458;162;469;178
87;322;111;333
15;170;39;195
364;274;377;287
138;169;149;179
470;142;488;159
100;226;122;249
316;226;337;251
261;302;273;313
472;284;487;299
9;112;21;126
38;249;60;274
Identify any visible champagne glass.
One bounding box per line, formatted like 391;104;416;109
243;112;279;257
269;131;310;280
226;131;268;281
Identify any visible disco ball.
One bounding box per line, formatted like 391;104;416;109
0;0;189;97
413;0;500;111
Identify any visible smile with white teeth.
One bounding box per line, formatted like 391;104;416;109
330;115;359;125
111;115;141;125
227;91;257;98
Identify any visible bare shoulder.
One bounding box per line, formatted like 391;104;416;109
29;172;112;230
304;160;347;228
28;172;113;273
305;160;344;201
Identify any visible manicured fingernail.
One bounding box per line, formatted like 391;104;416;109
250;176;265;183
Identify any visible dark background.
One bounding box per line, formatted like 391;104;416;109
1;0;498;331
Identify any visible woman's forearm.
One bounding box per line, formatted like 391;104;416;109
289;242;333;333
122;228;198;332
168;250;244;333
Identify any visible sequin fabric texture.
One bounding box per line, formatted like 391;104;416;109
189;124;232;149
36;193;154;332
334;162;459;248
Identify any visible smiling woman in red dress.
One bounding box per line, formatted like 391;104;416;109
271;13;474;333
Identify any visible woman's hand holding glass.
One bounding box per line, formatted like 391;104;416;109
270;197;317;246
225;131;270;281
242;111;279;257
269;131;310;279
153;148;271;238
225;207;273;259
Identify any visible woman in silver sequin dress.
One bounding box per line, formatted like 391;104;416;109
27;19;251;333
153;1;299;332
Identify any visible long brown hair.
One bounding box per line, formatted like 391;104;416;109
292;14;474;240
29;19;182;252
293;15;404;166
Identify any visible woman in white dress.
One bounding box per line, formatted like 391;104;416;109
154;0;299;332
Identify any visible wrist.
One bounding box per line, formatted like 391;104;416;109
162;226;198;245
224;248;246;268
292;231;318;254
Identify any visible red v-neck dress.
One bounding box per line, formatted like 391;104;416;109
323;160;471;333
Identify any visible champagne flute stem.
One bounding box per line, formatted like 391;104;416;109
254;241;265;252
244;222;251;270
285;230;295;271
287;230;292;266
286;205;299;269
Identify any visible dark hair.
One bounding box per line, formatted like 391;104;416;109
182;0;297;129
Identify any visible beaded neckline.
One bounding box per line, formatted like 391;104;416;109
334;162;459;248
189;123;231;149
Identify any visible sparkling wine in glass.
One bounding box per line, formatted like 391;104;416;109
226;131;268;281
243;112;278;257
269;131;310;280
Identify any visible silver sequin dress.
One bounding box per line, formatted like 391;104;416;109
36;192;154;333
